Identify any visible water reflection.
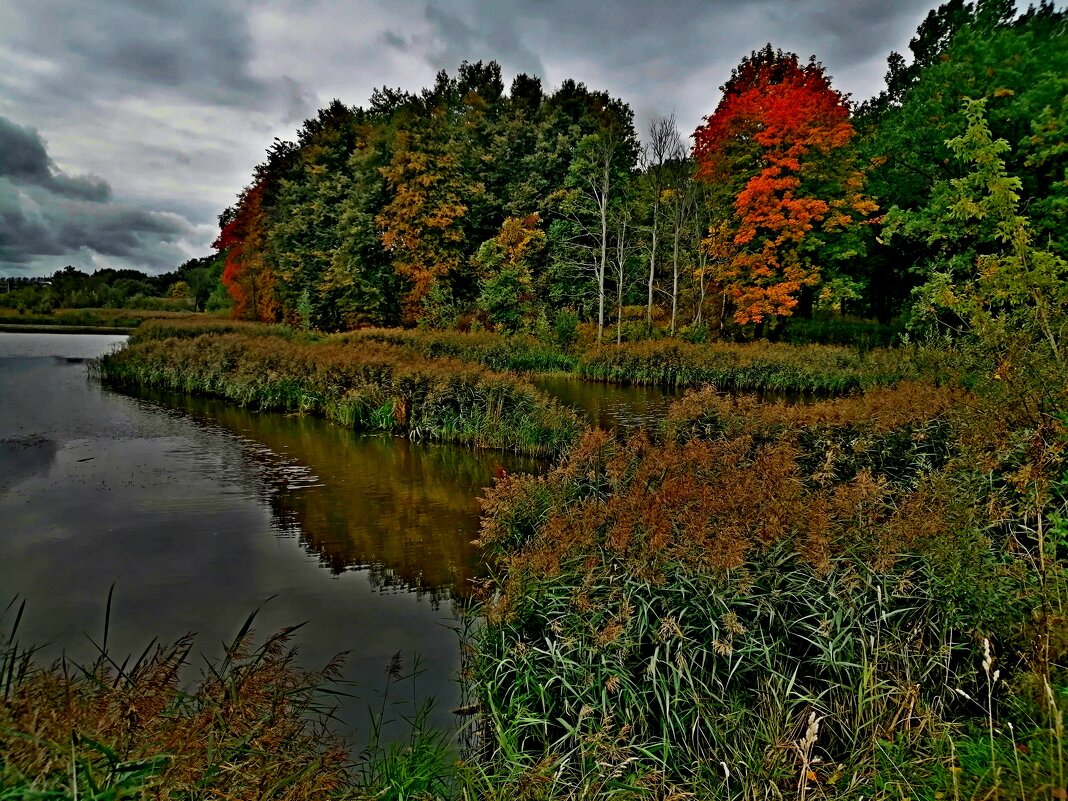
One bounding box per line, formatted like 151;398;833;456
531;375;680;434
125;388;541;603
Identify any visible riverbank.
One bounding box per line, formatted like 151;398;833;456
0;307;213;331
97;322;583;457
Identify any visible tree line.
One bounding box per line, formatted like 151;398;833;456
211;0;1067;340
0;258;229;314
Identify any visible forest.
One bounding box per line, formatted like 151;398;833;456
209;1;1065;346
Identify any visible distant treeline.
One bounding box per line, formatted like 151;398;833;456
0;257;231;314
208;0;1066;341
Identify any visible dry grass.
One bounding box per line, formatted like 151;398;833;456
1;616;351;800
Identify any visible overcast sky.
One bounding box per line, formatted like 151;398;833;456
0;0;942;277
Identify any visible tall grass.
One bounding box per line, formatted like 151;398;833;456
96;329;583;457
0;602;352;800
578;339;911;394
345;328;578;374
467;381;1068;798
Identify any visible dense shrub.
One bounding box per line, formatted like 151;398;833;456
779;316;905;347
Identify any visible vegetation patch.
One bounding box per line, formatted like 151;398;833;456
344;328;578;374
97;327;583;457
0;613;351;800
467;381;1067;798
578;339;909;394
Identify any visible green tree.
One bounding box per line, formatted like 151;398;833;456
475;214;546;333
863;1;1068;318
908;99;1068;410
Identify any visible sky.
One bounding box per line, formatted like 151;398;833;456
0;0;942;278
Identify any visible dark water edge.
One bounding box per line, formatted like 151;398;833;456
0;333;506;739
0;324;137;334
530;374;681;434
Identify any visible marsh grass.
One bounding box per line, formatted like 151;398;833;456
344;329;578;374
96;328;583;457
578;339;910;394
467;381;1068;798
0;600;353;800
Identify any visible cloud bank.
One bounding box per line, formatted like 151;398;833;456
0;117;195;274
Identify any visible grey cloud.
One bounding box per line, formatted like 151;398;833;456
381;30;410;51
0;117;111;202
418;2;546;80
0;118;194;273
281;76;319;125
4;0;313;112
0;179;191;269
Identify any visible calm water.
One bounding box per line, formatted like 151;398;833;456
0;332;676;740
531;374;680;434
0;332;531;735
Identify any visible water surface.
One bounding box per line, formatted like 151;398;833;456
531;374;680;434
0;332;525;734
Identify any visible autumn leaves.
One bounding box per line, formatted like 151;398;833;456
693;47;877;327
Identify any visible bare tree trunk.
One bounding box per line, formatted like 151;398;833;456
671;231;680;335
694;250;707;326
597;156;609;345
643;115;683;330
647;220;658;328
667;162;694;337
614;205;630;345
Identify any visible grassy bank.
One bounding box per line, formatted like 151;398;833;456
578;339;910;393
97;323;583;457
467;379;1067;798
0;307;213;331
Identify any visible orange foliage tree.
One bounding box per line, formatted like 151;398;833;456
376;124;485;323
693;46;877;326
215;182;281;321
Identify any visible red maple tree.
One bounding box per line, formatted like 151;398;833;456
694;46;876;326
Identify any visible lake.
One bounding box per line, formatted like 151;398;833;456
0;331;675;742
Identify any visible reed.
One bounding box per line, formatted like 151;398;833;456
467;380;1068;798
578;339;910;394
343;328;578;374
0;603;352;800
96;329;583;457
